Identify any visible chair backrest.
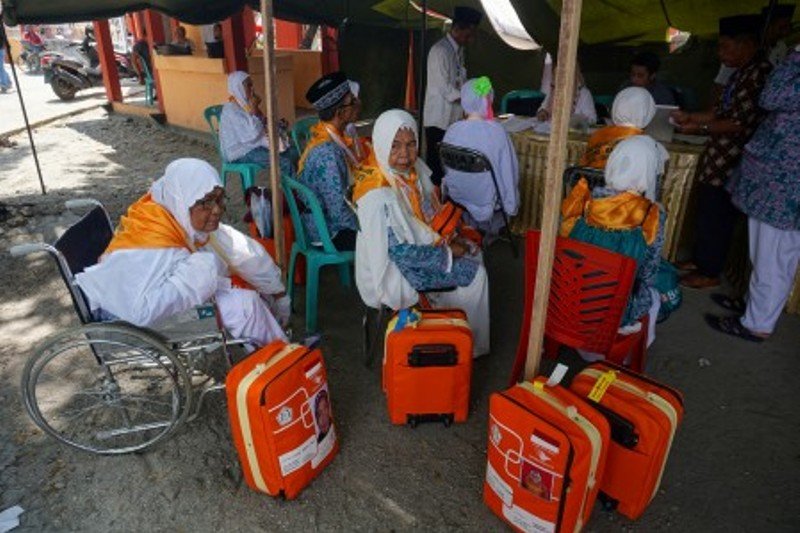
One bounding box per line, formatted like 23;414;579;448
500;89;545;115
52;205;115;323
281;175;340;254
510;230;637;383
291;116;320;155
439;142;492;174
135;52;152;81
203;104;225;161
563;165;605;196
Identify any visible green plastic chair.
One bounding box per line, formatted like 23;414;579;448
291;116;319;155
594;94;614;108
203;105;262;193
500;89;545;114
135;52;155;106
281;175;354;333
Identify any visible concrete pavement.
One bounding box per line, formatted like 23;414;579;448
0;66;143;136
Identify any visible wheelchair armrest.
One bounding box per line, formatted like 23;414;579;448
9;242;49;258
65;198;104;213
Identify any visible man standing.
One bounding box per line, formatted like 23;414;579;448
297;72;368;251
423;6;482;186
0;28;13;93
672;15;772;289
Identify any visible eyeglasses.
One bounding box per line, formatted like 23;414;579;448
193;194;227;211
339;96;360;109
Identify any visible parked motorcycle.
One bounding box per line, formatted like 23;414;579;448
17;42;45;74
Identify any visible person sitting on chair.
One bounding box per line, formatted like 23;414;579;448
536;63;597;126
442;76;520;240
296;71;370;252
171;25;194;55
220;71;293;176
560;136;667;345
622;51;676;106
581;87;667;172
353;109;490;357
76;159;291;348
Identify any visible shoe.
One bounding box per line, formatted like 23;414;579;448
680;272;720;290
705;314;767;343
674;260;698;272
710;293;746;314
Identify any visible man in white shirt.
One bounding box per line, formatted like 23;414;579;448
424;5;482;186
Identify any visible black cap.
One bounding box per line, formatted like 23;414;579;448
719;14;762;37
453;6;483;26
761;3;796;20
306;71;350;111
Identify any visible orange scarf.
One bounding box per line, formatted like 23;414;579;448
352;150;389;202
297;121;370;175
560;178;660;244
104;193;191;255
580;125;642;169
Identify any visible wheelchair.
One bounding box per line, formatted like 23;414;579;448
10;199;248;455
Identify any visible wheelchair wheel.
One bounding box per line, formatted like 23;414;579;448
22;323;193;455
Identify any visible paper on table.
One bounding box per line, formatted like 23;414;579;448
0;506;24;533
500;116;538;133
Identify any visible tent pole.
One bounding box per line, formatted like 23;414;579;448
260;0;286;276
523;0;583;380
1;25;46;196
418;0;427;129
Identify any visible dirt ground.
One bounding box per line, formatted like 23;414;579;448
1;110;799;532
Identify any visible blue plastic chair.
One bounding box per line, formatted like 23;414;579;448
291;116;319;155
281;175;354;333
135;52;155;106
500;89;545;115
203;105;262;193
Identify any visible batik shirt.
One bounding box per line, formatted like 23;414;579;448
730;51;800;231
297;141;358;242
697;55;772;187
387;230;479;291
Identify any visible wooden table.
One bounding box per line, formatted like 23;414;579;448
509;131;704;261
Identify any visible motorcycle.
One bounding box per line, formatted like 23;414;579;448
44;37;137;101
17;42;45;74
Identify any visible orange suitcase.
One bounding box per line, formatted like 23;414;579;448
484;377;610;533
570;362;683;519
382;308;472;426
225;342;338;499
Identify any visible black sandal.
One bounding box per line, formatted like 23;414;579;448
710;294;746;314
705;314;766;343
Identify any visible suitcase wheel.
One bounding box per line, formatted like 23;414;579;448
598;492;618;512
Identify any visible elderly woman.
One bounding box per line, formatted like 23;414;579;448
354;110;490;357
219;71;292;175
442;77;519;238
76;159;290;347
581;87;661;169
537;64;597;126
560;136;667;343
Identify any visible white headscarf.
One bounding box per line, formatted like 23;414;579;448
605;135;660;201
227;71;250;110
461;77;494;119
372;109;433;183
612;87;656;129
150;158;222;245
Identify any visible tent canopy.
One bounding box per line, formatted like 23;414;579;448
5;0;795;45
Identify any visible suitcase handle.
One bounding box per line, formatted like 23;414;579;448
591;402;639;449
407;344;457;367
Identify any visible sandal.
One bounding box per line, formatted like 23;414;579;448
710;294;746;314
705;314;767;343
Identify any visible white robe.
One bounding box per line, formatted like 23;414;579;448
76;223;286;346
355;187;491;356
219;101;268;163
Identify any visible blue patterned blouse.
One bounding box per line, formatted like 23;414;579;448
730;50;800;231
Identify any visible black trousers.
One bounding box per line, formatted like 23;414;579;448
693;182;741;278
332;229;357;252
424;126;446;187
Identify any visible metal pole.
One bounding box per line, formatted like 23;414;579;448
2;25;46;195
260;0;286;275
524;0;583;380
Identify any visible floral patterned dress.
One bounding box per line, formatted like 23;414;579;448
729;50;800;231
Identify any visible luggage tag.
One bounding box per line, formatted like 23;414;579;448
530;364;569;391
587;370;617;402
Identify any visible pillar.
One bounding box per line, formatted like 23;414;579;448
93;20;123;103
143;9;166;112
222;11;248;73
321;26;339;74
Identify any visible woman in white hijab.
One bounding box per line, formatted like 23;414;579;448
561;136;667;345
442;77;520;238
537;63;597;126
353;110;491;357
219;71;292;174
76;158;290;347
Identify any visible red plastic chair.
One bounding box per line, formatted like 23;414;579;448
510;230;648;384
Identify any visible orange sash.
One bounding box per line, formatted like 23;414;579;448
560;178;660;245
352;150;389;202
580;125;642;169
104;193;191;255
